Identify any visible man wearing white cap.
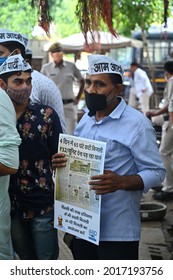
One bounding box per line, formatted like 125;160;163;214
52;54;165;260
0;87;21;260
0;54;62;260
0;29;66;133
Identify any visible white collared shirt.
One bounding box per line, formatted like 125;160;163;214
133;68;153;98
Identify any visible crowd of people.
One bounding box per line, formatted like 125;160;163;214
0;27;172;260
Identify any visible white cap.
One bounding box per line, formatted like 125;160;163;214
0;54;31;75
88;54;124;77
0;29;29;49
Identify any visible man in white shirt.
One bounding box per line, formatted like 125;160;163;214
129;62;153;115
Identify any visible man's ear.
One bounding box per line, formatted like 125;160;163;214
9;48;21;56
13;48;21;55
0;78;7;90
115;84;124;95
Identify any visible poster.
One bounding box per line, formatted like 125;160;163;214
54;134;106;245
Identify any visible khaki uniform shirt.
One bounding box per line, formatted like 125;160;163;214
41;60;83;100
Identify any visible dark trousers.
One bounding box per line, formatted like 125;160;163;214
72;238;139;260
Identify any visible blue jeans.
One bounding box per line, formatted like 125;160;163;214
11;209;59;260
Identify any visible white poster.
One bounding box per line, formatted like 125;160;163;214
54;134;106;245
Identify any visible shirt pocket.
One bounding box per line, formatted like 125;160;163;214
65;73;74;83
98;136;122;168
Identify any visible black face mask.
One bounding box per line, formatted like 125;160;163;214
84;89;115;116
84;90;107;116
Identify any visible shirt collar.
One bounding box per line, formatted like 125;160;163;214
54;60;66;68
28;100;38;111
169;75;173;81
109;97;126;119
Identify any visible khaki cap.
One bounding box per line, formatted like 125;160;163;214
48;42;62;53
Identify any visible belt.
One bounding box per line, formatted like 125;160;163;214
62;99;73;104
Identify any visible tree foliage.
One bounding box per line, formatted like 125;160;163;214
1;0;80;39
2;0;173;40
109;0;173;74
49;0;80;38
0;0;37;37
112;0;172;36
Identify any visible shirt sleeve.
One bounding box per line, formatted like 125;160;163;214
167;79;173;112
30;71;67;133
130;122;165;193
73;64;83;81
47;109;63;157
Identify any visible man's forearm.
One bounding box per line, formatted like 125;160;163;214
0;163;18;176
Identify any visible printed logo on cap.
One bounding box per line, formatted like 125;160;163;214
0;54;31;75
88;55;124;77
0;29;29;49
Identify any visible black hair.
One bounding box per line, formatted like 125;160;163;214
108;73;123;85
0;69;32;84
25;49;32;64
0;73;12;84
131;62;140;67
164;61;173;74
0;41;25;58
